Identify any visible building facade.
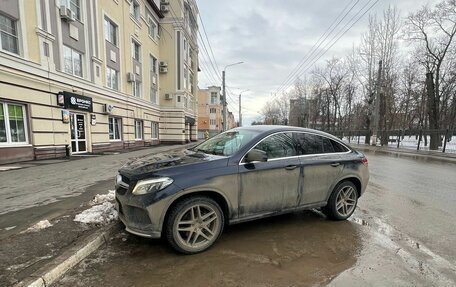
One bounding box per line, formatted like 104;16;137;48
197;86;222;138
0;0;198;164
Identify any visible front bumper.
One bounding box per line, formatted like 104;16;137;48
115;184;162;238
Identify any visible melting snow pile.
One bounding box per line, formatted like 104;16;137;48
91;190;115;205
25;220;53;232
74;190;118;225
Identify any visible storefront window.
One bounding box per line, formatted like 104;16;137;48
151;121;159;139
109;117;121;140
135;120;143;140
0;102;28;144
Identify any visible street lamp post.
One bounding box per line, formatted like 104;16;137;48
222;62;243;131
238;89;249;127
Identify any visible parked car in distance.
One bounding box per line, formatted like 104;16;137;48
115;126;369;254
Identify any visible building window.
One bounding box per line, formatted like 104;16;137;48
210;108;216;114
69;0;81;21
150;55;157;104
0;102;28;145
133;80;142;98
63;45;83;77
148;16;158;40
189;73;194;95
134;120;143;140
183;66;188;89
151;121;159;139
106;67;119;90
0;13;19;54
131;0;140;21
108;117;121;140
104;17;118;46
210;92;218;104
151;56;157;73
132;40;140;61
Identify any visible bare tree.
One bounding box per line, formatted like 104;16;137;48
405;0;456;149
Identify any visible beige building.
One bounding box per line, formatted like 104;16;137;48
0;0;198;164
197;86;222;138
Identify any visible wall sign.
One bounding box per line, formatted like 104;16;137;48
62;110;70;123
91;114;96;126
57;92;93;112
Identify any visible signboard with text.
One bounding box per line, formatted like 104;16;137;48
57;92;93;112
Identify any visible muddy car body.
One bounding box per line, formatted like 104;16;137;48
115;126;369;253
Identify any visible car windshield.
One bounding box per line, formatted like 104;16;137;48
193;129;261;156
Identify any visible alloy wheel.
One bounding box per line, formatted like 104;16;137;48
335;186;357;217
174;203;220;250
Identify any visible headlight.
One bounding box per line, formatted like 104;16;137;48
132;177;173;195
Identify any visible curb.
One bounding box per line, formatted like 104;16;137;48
352;145;456;164
15;222;122;287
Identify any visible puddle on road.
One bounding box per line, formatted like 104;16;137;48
344;211;456;286
59;211;362;287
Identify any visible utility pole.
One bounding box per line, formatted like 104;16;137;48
222;70;227;131
222;62;244;131
239;93;242;127
371;60;383;146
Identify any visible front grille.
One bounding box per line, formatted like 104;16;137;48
123;205;151;225
121;175;131;185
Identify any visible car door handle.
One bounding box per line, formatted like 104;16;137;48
330;162;341;167
285;165;298;170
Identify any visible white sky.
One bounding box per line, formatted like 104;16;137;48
196;0;439;126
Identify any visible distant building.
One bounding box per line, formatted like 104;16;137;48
227;111;236;129
289;98;310;127
197;86;222;138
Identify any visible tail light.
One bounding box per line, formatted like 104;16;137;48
361;156;368;166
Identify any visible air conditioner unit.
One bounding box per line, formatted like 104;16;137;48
159;61;168;67
103;104;115;114
60;5;75;21
127;72;136;82
165;94;173;100
159;66;168;73
160;5;169;12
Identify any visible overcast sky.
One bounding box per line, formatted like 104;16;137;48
196;0;439;126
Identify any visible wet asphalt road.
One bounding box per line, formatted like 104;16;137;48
55;152;456;287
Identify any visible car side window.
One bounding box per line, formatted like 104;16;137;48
331;139;349;153
294;133;323;155
254;133;297;159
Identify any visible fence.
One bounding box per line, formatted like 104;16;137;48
325;129;456;153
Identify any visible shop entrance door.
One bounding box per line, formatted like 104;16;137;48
70;113;87;154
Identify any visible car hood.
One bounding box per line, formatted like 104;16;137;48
119;149;226;179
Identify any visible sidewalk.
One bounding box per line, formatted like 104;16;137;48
349;143;456;164
0;143;196;286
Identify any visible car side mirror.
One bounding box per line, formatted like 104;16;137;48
245;149;268;163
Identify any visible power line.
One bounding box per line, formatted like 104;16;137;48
293;0;380;80
273;0;379;99
274;0;361;95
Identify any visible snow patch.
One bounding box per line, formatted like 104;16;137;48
74;190;118;225
25;220;53;232
4;226;16;231
74;202;118;225
91;190;115;205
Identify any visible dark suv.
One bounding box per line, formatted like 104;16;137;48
115;126;369;254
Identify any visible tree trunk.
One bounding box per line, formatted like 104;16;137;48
426;72;440;150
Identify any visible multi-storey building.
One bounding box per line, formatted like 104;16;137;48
197;86;222;138
0;0;198;164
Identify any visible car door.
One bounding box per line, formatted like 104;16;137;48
238;132;301;217
295;133;345;205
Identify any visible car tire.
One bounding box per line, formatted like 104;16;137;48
165;196;224;254
322;181;358;221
